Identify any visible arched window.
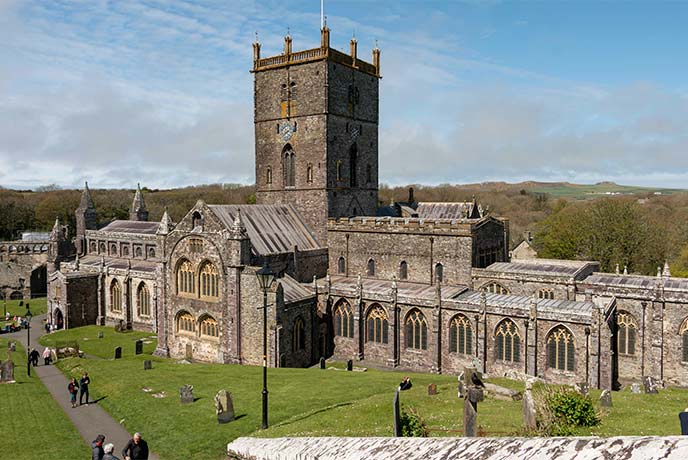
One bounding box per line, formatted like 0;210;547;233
266;166;272;185
192;211;202;229
99;242;106;253
110;243;117;255
110;279;122;313
483;282;509;295
538;289;555;300
148;247;156;258
680;318;688;363
199;261;219;298
617;311;637;355
495;319;520;362
367;258;375;277
293;317;305;352
334;300;354;338
449;315;473;354
137;283;150;317
176;259;195;295
90;241;96;253
349;144;358;187
122;245;130;257
399;261;408;280
177;311;195;334
547;325;575;371
200;315;219;338
306;163;313;183
135;247;142;258
283;144;295;187
405;309;428;350
337;257;346;274
366;305;389;344
435;263;444;283
336;160;343;181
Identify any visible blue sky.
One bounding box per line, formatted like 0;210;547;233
1;0;687;189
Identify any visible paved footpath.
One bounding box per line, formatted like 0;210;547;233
9;313;159;459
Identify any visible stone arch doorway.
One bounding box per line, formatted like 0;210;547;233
55;309;64;330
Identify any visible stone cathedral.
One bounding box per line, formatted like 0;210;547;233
47;26;688;390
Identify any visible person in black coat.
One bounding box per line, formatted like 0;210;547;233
92;434;105;460
29;348;39;367
122;432;149;460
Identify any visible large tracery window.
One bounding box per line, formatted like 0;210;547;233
449;314;473;355
547;325;575;371
177;311;195;334
176;259;195;295
334;300;354;338
483;282;509;295
366;305;389;344
617;311;637;355
495;319;521;362
283;145;295;187
293;317;305;352
199;261;219;298
200;315;219;338
110;279;122;313
405;309;428;350
137;283;150;317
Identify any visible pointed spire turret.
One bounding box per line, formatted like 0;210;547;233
130;183;149;221
157;207;174;235
50;217;62;240
662;261;671;278
78;181;95;210
76;181;97;256
231;208;248;239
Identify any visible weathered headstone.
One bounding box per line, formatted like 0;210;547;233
185;344;193;360
463;367;484;437
97;331;104;339
643;376;660;394
8;341;15;352
114;346;122;359
180;384;194;404
0;359;15;383
600;389;613;407
143;360;152;370
320;357;326;370
522;379;537;430
214;389;235;423
471;357;484;374
630;383;642;394
346;359;353;371
428;383;437;395
135;340;143;355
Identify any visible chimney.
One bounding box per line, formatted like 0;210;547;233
284;34;292;55
321;26;330;48
350;38;358;60
408;187;415;204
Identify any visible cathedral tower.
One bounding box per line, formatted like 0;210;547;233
75;182;97;255
252;27;380;243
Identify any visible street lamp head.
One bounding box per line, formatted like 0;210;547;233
256;264;275;291
25;305;32;321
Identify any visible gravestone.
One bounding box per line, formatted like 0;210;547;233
185;344;193;360
643;376;660;394
630;383;642;394
320;357;326;370
0;359;15;383
679;410;688;435
8;342;15;352
97;331;104;339
600;389;612;407
471;357;484;374
214;389;235;424
522;379;537;430
427;383;437;395
143;360;152;370
135;340;143;355
114;346;122;359
346;359;353;371
457;372;465;398
180;384;194;404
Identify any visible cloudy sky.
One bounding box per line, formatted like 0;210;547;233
2;0;688;189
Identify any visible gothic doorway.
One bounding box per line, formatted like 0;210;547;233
55;309;64;330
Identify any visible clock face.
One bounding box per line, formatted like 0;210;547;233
280;122;294;141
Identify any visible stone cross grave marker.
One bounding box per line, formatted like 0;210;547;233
600;389;612;407
630;383;642;394
143;360;152;371
135;340;143;355
643;376;660;394
427;383;437;395
522;379;537;430
463;366;484;437
180;384;194;404
114;346;122;359
215;389;235;424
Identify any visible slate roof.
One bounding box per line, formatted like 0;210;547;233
99;220;160;235
208;205;320;255
277;275;315;304
323;276;468;302
484;259;598;278
78;255;158;273
416;202;477;219
585;273;688;292
456;290;595;316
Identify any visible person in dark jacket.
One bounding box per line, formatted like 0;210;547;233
80;372;91;405
103;443;120;460
67;377;79;408
92;434;105;460
122;432;148;460
29;348;39;367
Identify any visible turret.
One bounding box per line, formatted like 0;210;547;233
48;217;66;273
228;208;251;266
129;183;149;222
75;182;97;256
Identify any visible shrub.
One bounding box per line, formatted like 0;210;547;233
399;406;429;437
538;387;599;435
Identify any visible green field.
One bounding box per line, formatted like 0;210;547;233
1;297;47;328
526;182;683;199
0;337;91;459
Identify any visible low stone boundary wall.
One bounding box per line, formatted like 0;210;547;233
227;436;688;460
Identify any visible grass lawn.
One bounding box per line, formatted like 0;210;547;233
1;298;47;328
0;337;90;459
43;327;688;460
39;325;157;358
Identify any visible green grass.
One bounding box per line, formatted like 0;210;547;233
39;325;157;358
0;337;90;459
1;297;47;328
527;182;683;199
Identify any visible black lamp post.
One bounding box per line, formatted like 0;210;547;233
256;263;275;430
25;304;33;377
393;377;413;436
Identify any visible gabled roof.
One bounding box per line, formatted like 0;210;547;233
99;220;160;235
277;275;315;304
456;290;595;317
584;273;688;292
208;205;320;255
416;202;480;219
483;259;599;279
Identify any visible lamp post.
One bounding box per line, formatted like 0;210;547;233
393;377;413;436
255;263;275;430
25;304;33;377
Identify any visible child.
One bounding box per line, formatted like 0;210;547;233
67;377;79;408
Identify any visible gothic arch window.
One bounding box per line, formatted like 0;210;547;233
122;245;130;257
266;166;272;185
680;318;688;363
483;282;509;295
334;300;354;338
538;289;555;300
177;311;195;334
90;241;96;253
617;311;638;355
399;261;408;280
449;314;473;355
366;305;389;344
495;319;521;362
192;211;202;229
349;144;358;187
306;163;313;183
405;309;428;350
110;243;117;255
293;317;305;352
367;258;376;277
137;283;150;317
176;259;196;296
99;242;105;253
547;325;575;371
435;263;444;283
283;144;295;187
148;247;156;258
199;261;219;299
135;247;142;258
200;315;219;338
110;279;122;313
337;257;346;275
336;160;343;181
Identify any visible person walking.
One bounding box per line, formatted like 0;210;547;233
67;377;79;408
80;371;91;405
92;434;105;460
103;443;120;460
122;432;148;460
42;347;51;365
29;348;39;367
